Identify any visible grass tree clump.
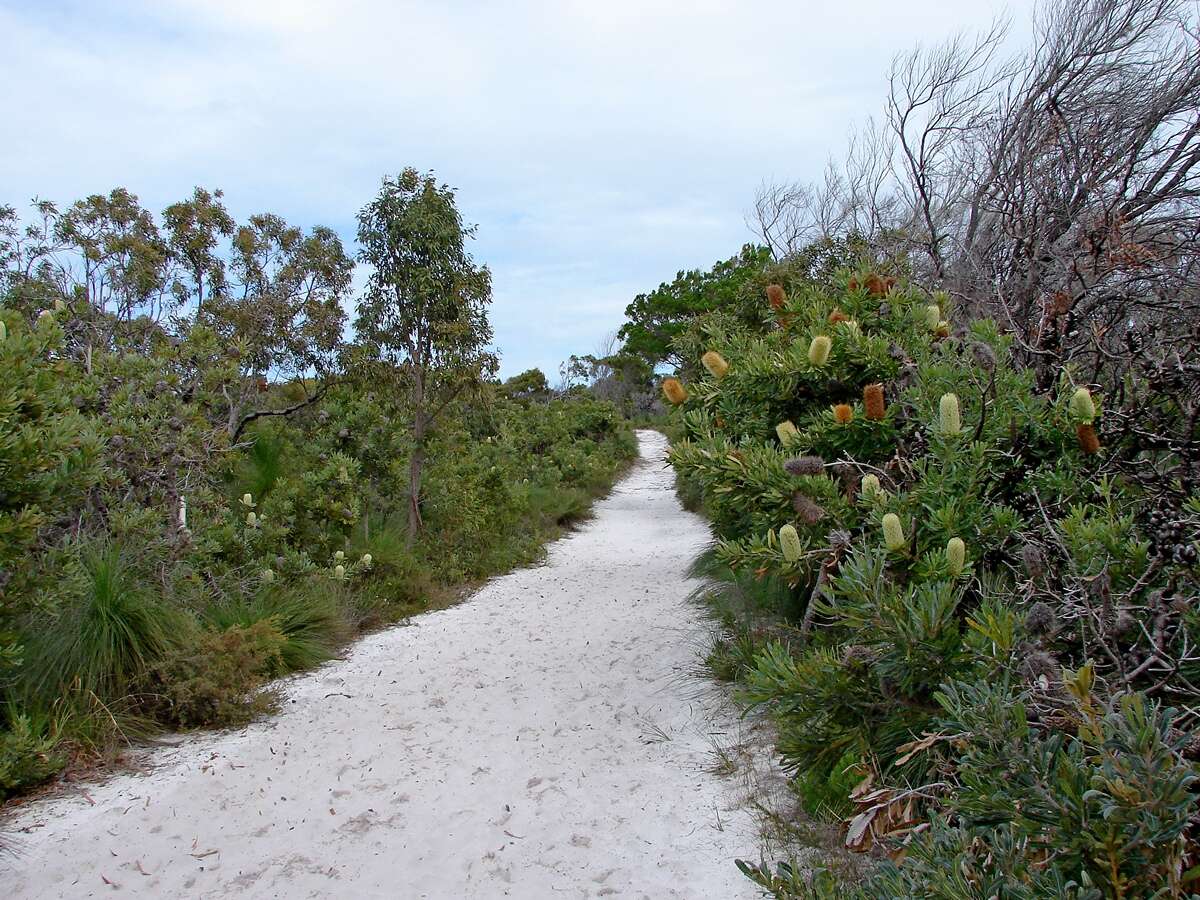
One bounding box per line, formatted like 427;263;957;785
662;266;1200;895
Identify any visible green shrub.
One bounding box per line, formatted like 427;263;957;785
144;621;284;728
0;710;65;798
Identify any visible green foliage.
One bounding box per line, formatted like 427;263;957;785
0;183;637;800
660;264;1200;894
144;621;284;728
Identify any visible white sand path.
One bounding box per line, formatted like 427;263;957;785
4;430;763;899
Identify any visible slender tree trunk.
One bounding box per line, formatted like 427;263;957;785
406;433;424;546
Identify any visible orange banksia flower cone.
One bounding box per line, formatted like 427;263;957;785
833;403;854;424
1077;422;1101;454
662;378;688;405
766;284;787;311
863;383;885;421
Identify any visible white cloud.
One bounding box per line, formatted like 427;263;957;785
0;0;1031;376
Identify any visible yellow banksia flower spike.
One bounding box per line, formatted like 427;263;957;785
1069;387;1096;423
946;537;966;576
861;474;881;499
808;335;832;367
939;393;962;435
775;420;799;444
701;351;730;380
882;513;906;552
779;524;802;562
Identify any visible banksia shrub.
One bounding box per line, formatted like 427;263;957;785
776;420;799;444
784;455;826;477
808;335;832;367
662;378;688;405
882;512;906;552
946;537;966;576
1069;387;1096;422
1077;422;1101;454
939;393;961;435
702;350;730;380
779;524;802;562
833;403;854;424
766;284;787;310
863;383;886;421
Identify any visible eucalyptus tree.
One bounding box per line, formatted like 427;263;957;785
354;169;496;542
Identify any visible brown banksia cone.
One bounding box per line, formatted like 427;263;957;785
833;403;854;424
766;284;787;310
865;274;887;298
848;276;860;292
863;383;886;421
784;455;826;477
828;307;849;324
1076;422;1100;454
791;492;826;525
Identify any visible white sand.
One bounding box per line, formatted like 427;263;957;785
4;430;764;899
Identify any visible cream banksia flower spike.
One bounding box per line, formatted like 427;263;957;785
241;493;255;509
924;304;941;329
946;537;966;577
779;524;802;562
939;393;962;435
262;568;275;584
0;320;7;342
245;511;259;528
361;553;373;566
882;513;906;552
701;350;730;380
775;420;799;445
808;335;832;367
334;550;345;562
334;564;346;579
861;474;882;499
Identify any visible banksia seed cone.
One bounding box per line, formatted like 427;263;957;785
1021;544;1046;579
833;404;854;424
923;305;941;329
861;474;881;498
775;420;799;444
828;307;849;324
1077;422;1100;454
792;493;825;525
882;513;906;552
946;537;966;576
1024;601;1056;636
662;378;687;405
784;455;825;477
863;383;885;421
766;284;786;310
334;564;346;579
701;350;730;380
808;335;832;367
939;393;962;435
1069;387;1096;422
779;524;802;562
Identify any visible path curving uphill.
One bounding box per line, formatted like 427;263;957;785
5;431;760;899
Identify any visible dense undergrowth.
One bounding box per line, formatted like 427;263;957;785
659;264;1200;897
0;182;636;801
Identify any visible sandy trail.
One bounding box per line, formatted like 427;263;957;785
4;431;762;899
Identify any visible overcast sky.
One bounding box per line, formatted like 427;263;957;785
1;0;1033;378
